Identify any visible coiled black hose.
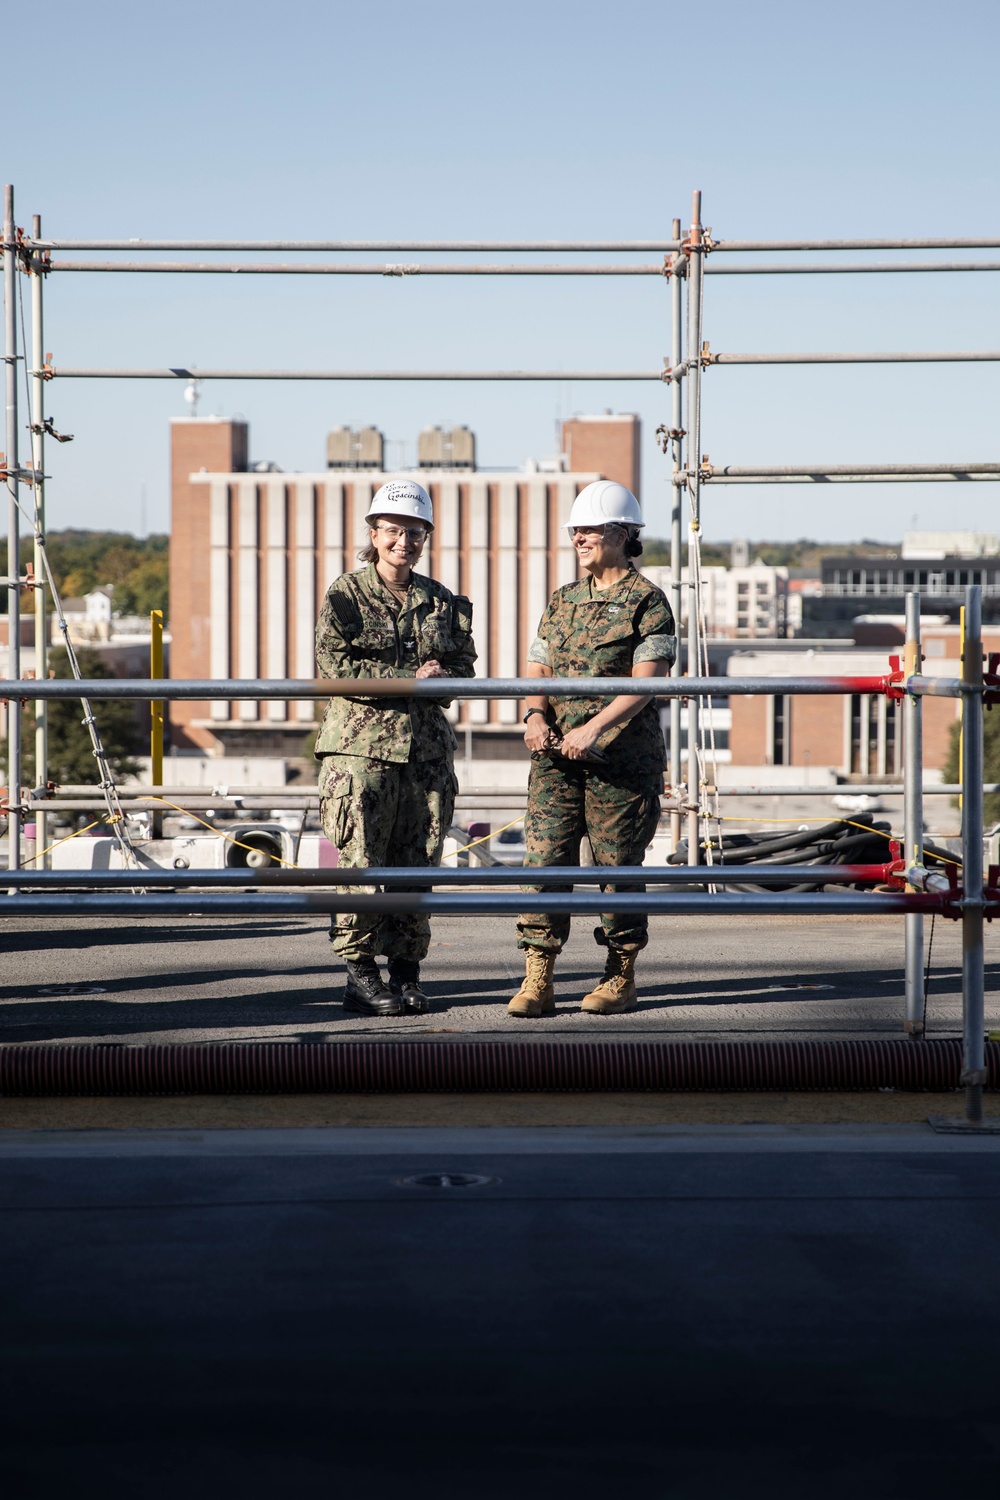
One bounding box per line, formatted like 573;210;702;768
669;813;957;892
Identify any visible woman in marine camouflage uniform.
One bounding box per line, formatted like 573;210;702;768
315;480;476;1018
511;481;675;1019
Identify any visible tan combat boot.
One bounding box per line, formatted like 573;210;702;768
508;948;557;1018
581;950;638;1014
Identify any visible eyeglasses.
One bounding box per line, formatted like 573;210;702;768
570;526;609;539
376;524;428;544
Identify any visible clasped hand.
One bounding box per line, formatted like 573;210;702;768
557;722;602;760
415;659;446;679
523;716;601;759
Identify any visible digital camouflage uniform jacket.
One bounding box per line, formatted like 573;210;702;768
528;568;676;778
315;564;476;763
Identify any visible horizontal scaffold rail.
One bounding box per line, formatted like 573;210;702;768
42;260;1000;277
24;239;686;253
42;367;665;381
42;354;1000;381
706;351;1000;366
680;463;1000;485
28;783;1000;811
0;892;956;918
0;865;908;889
704;261;1000;275
0;673;924;701
21;236;1000;252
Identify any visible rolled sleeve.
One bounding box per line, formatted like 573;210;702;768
527;635;552;668
633;633;676;667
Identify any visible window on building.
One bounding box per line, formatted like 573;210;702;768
769;694;791;766
849;693;900;777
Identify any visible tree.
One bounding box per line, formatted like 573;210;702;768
942;706;1000;825
11;647;144;788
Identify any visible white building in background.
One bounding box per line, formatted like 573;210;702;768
642;560;790;639
902;530;1000;559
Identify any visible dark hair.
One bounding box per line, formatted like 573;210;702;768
356;538;378;564
606;521;642;558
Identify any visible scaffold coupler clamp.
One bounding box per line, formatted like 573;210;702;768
0;787;27;818
884;839;907;890
883;655;906;700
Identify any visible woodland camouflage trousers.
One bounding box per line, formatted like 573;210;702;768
319;753;457;962
517;753;661;955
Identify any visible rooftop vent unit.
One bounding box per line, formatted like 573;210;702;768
418;425;476;471
327;425;385;470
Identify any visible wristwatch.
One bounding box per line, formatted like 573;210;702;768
523;707;547;723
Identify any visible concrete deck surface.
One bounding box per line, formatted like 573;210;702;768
1;911;998;1045
2;1123;998;1497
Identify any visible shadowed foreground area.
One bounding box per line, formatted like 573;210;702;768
2;1125;999;1496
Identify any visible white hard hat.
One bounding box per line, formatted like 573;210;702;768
366;480;434;531
566;480;644;531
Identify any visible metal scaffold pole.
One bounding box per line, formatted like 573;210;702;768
903;591;924;1037
3;185;22;873
667;217;685;850
30;215;47;868
960;587;986;1123
684;192;705;865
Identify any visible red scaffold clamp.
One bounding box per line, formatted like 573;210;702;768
883;654;907;701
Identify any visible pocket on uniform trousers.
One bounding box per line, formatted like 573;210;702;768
319;764;354;848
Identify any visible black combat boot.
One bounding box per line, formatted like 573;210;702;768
344;957;403;1017
388;958;430;1015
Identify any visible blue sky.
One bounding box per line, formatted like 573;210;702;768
6;0;999;543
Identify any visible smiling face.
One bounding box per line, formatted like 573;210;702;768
369;513;430;571
571;523;628;573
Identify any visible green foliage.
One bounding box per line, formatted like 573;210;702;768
942;707;1000;825
0;530;169;622
13;647;144;788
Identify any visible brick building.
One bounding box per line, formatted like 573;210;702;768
169;412;641;755
728;622;1000;775
561;414;640;498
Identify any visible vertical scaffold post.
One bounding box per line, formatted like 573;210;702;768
960;585;986;1122
3;184;22;873
685;190;704;864
150;610;164;839
30;214;47;867
668;216;684;851
903;590;925;1036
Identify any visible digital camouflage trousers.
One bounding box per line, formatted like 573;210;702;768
517;753;662;955
319;753;457;963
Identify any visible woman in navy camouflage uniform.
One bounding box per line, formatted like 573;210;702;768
315;481;476;1017
511;482;675;1018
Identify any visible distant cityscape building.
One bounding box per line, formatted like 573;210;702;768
169;413;641;755
642;561;789;640
902;529;1000;559
727;620;1000;776
800;551;1000;636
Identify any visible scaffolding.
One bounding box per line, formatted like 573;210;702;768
3;185;999;1123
